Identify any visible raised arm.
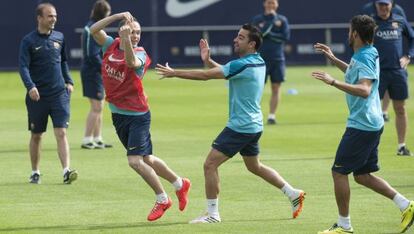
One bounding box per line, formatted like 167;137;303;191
89;12;134;46
119;24;142;69
314;43;348;73
199;39;221;68
155;63;225;81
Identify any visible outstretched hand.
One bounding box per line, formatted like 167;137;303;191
311;71;335;85
199;39;210;63
155;63;175;79
314;43;335;61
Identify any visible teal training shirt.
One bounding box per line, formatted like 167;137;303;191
221;53;266;133
345;45;384;131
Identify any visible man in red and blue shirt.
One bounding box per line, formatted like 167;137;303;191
89;12;191;222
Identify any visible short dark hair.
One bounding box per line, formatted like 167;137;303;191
241;23;263;50
90;0;111;22
36;2;55;17
350;15;377;44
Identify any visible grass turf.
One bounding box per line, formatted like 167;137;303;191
0;65;413;233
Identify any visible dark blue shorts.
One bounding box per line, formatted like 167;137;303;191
333;127;383;175
212;127;262;157
80;70;104;100
26;90;70;133
265;60;285;83
112;112;152;156
379;69;409;100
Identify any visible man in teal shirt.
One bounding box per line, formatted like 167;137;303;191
312;15;413;234
156;24;305;224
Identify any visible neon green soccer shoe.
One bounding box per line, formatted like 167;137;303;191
318;223;354;234
401;201;414;233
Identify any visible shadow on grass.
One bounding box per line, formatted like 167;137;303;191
0;221;185;232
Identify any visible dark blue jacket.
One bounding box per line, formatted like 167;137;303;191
81;20;102;74
361;2;406;19
373;14;414;70
19;30;73;99
252;13;290;61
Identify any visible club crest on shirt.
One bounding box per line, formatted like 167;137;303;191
53;42;60;49
274;20;282;27
259;22;265;28
392;22;399;29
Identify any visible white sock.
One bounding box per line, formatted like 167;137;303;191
32;170;40;175
94;136;103;143
207;199;219;217
172;178;183;191
268;114;276;120
337;215;351;230
281;183;297;199
82;136;93;144
393;193;410;211
156;192;168;204
63;167;70;176
398;143;406;149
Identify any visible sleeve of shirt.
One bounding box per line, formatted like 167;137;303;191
357;61;377;82
402;19;414;58
18;37;35;91
221;60;242;80
134;50;147;77
84;27;102;69
394;4;407;19
102;36;114;54
60;38;73;85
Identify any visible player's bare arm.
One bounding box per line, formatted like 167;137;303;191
90;12;134;46
311;71;372;98
200;39;221;68
156;63;224;80
314;43;348;73
120;24;142;69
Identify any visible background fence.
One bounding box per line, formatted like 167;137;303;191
1;0;413;69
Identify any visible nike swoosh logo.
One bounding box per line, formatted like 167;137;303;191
108;54;124;63
128;146;137;150
334;164;343;168
35;46;42;51
166;0;222;18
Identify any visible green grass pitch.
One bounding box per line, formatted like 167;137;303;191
0;66;413;233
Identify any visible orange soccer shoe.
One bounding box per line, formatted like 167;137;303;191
147;197;172;221
176;178;191;211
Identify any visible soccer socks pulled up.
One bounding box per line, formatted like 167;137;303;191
394;193;410;211
207;199;219;217
172;178;183;191
338;215;352;230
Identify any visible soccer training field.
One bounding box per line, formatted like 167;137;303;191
0;66;413;233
